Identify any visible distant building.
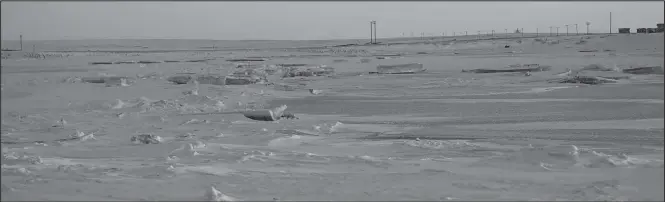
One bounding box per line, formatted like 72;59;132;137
647;28;658;33
618;28;630;33
637;28;647;33
657;23;664;32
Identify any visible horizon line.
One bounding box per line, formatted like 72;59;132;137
0;32;638;42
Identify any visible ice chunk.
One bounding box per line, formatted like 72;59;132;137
375;63;425;74
557;76;618;85
196;75;227;86
242;105;289;121
131;134;163;144
205;186;236;202
622;66;664;75
308;89;323;95
167;75;194;84
463;65;551;74
282;65;335;77
81;76;131;84
225;76;260;85
169;143;199;157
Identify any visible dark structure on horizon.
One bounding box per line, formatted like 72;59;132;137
618;28;630;34
637;28;647;33
657;23;664;32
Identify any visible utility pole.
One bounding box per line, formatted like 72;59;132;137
565;24;569;36
609;12;612;34
504;29;508;38
549;26;554;36
369;21;374;44
20;35;23;51
586;21;591;35
374;21;376;43
575;24;579;35
465;31;468;36
521;28;524;37
556;27;560;36
492;30;495;37
536;28;539;37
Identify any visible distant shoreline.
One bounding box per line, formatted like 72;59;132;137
2;33;657;53
0;32;619;43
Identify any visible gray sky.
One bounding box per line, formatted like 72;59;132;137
2;1;663;41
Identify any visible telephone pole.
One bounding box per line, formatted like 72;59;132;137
374;21;376;43
575;24;579;35
609;12;612;34
369;21;374;43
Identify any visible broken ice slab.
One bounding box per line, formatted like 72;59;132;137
230;68;269;83
243;105;293;121
167;74;194;84
373;54;402;57
235;63;263;68
508;64;540;68
557;76;618;85
167;73;262;85
276;64;308;67
374;63;425;74
231;68;268;77
243;110;276;121
462;65;551;74
89;62;114;65
581;64;618;72
226;58;265;62
131;134;163;144
137;60;162;64
282;66;335;77
622;66;664;75
185;59;212;63
225;76;261;85
205;186;236;202
196;74;227;85
81;76;131;84
113;61;138;64
242;111;298;121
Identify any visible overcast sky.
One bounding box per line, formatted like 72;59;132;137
2;1;663;40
